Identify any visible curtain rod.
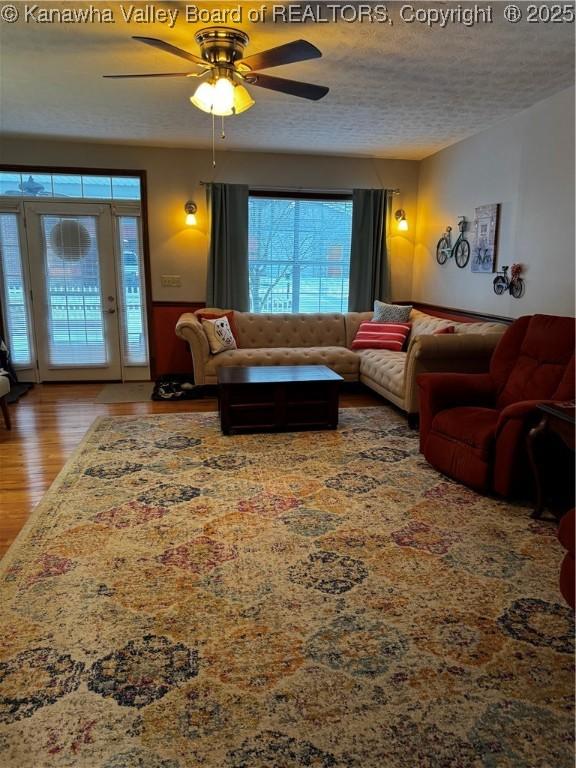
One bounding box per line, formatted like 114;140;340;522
199;182;400;195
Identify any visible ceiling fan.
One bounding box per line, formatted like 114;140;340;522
104;27;329;116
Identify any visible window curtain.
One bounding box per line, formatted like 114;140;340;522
205;183;249;310
347;189;392;312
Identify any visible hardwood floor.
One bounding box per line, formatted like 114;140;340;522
0;383;383;559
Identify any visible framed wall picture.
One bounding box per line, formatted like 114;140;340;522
471;203;500;273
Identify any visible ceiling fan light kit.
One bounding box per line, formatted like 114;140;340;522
190;76;255;117
105;27;328;112
105;27;328;164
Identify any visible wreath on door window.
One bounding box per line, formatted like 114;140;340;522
50;220;91;260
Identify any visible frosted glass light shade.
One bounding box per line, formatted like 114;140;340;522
398;217;408;232
190;82;216;114
233;85;255;114
190;80;234;116
213;77;235;114
190;80;255;116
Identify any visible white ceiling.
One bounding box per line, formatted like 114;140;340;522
0;1;574;159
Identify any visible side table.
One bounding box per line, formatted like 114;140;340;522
527;402;575;520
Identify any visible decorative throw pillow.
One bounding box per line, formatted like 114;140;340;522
351;322;411;351
196;310;239;345
433;325;456;334
373;300;412;323
201;316;237;354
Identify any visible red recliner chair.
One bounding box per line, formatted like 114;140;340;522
558;508;575;609
418;314;575;497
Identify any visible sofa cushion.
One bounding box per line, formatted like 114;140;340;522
201;316;237;354
352;322;411;351
410;308;505;338
345;312;373;348
454;321;509;335
432;406;499;457
357;350;406;397
373;300;412;323
234;313;346;349
410;309;455;336
205;346;360;376
196;310;239;344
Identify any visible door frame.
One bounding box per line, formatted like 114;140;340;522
25;201;123;382
0;165;155;380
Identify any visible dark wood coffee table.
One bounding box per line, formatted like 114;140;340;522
217;365;343;435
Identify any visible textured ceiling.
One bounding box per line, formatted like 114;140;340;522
0;1;574;159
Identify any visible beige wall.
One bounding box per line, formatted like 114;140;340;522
2;87;574;317
413;87;575;318
0;138;419;304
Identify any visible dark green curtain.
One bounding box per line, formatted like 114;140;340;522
348;189;392;312
205;183;249;310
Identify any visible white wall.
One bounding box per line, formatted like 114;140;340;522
413;87;575;318
0;138;419;304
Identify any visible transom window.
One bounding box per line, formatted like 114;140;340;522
0;171;141;201
248;193;353;313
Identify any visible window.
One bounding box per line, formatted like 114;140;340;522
0;171;141;201
248;194;353;313
116;216;148;366
0;213;32;366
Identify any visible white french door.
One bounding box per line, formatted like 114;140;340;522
22;201;144;381
0;175;149;383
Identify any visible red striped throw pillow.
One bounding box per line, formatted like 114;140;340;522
351;321;411;351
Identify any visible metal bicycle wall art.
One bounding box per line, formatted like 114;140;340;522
436;216;471;268
493;263;525;299
472;203;500;273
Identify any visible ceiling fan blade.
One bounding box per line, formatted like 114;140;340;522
237;40;321;72
245;73;328;101
103;72;198;79
132;36;207;67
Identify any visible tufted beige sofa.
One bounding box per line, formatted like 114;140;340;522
175;308;506;415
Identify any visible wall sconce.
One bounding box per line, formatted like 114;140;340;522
185;201;197;226
395;209;408;232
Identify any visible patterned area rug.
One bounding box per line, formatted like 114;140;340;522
0;408;573;768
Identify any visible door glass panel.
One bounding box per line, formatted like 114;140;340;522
41;214;107;367
0;213;32;366
117;216;148;365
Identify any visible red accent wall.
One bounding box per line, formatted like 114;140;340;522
151;303;204;378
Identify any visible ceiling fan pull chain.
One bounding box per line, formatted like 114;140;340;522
221;116;226;140
212;111;216;168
